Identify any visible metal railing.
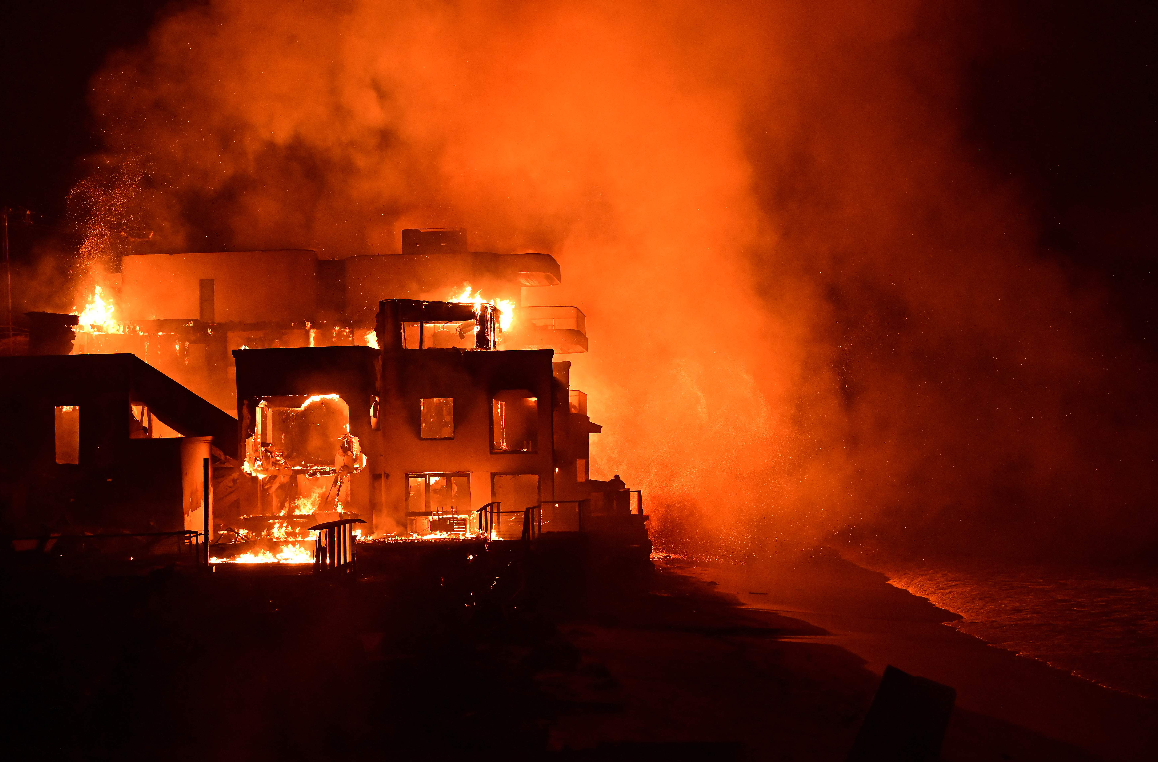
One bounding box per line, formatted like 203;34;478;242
9;529;204;563
476;501;543;540
537;500;590;533
476;501;500;537
473;491;644;540
520;306;586;334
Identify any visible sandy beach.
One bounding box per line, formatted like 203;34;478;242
5;546;1156;760
548;552;1158;761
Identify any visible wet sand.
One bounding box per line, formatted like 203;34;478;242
540;553;1150;760
666;552;1158;761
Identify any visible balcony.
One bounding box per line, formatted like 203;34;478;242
503;306;588;354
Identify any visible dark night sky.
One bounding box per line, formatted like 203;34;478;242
2;1;1156;342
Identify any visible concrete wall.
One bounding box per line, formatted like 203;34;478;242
375;348;557;535
122;251;318;323
344;252;560;324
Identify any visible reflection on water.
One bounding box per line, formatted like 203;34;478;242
880;563;1158;699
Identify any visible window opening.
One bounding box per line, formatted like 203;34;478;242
130;404;151;439
491;391;538;453
402;321;477;349
54;405;79;465
243;394;366;535
420;397;454;439
406;473;471;535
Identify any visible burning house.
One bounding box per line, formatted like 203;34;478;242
77;229;578;412
27;229;646;563
219;295;645;558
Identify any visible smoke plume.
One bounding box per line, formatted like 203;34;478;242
82;0;1158;560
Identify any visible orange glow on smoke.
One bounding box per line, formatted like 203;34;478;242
76;0;1158;560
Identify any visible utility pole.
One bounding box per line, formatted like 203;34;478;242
1;207;32;355
2;209;11;353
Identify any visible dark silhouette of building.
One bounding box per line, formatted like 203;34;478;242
0;353;236;539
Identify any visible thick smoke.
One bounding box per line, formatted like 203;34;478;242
83;0;1158;560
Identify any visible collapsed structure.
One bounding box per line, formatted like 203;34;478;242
1;229;648;563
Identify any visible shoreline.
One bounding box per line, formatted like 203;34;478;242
675;551;1158;761
861;557;1158;702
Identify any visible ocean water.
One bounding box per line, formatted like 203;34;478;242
878;562;1158;699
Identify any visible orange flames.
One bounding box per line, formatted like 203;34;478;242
448;284;515;332
75;285;123;334
267;519;313;540
211;541;313;564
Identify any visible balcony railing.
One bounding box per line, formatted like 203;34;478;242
519;306;586;334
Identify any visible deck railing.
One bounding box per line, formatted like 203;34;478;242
520;306;586;334
476;501;544;540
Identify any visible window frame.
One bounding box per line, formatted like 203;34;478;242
489;392;539;454
419;396;455;440
54;405;80;465
405;472;472;517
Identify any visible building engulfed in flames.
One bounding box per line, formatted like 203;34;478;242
1;229;645;565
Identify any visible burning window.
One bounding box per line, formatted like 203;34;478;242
129;404;180;439
491;391;538;453
407;473;471;535
250;394;352;474
420;397;454;439
576;458;588;482
244;394;365;514
234;394;367;558
54;406;79;465
402;321;477;349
